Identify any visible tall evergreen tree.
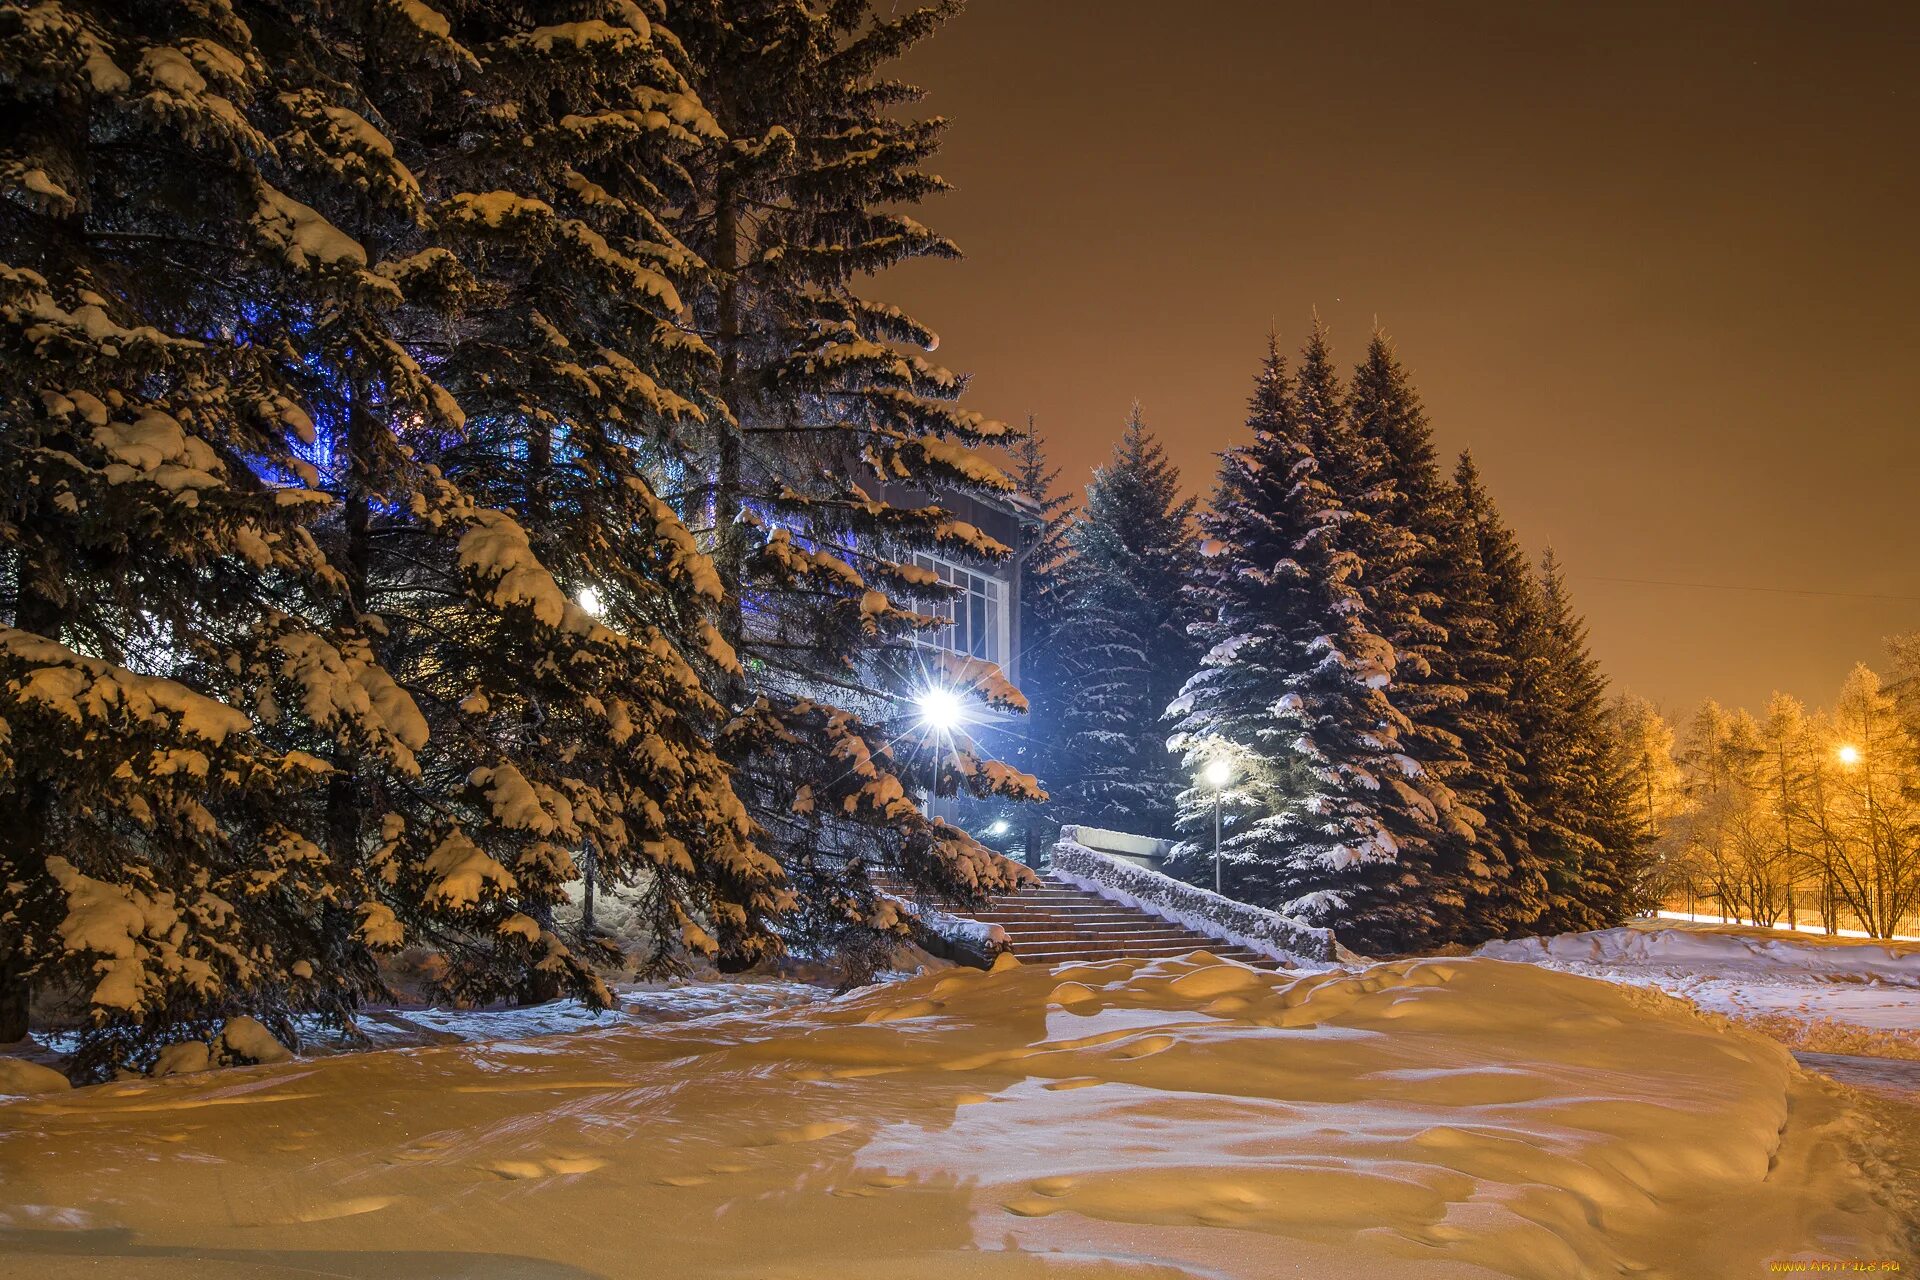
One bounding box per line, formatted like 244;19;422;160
1453;466;1646;936
1423;477;1534;939
357;0;783;991
1528;548;1647;930
671;1;1036;950
0;0;431;1056
1053;405;1202;836
1004;417;1073;859
0;0;789;1065
1169;339;1441;948
1452;454;1556;932
1341;332;1487;937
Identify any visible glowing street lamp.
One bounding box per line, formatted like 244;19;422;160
1203;758;1232;894
1836;743;1862;767
915;686;965;734
577;586;604;617
985;818;1010;838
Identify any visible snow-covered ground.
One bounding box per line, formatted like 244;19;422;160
1478;924;1920;1062
0;953;1909;1278
1654;909;1918;943
331;978;832;1050
6;978;839;1073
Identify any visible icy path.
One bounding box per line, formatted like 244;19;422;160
1793;1052;1920;1103
0;955;1909;1279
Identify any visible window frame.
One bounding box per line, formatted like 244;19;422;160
911;553;1010;667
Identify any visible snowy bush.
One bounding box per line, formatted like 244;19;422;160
1051;828;1337;965
214;1015;292;1066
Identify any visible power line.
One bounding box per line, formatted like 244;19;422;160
1579;574;1920;606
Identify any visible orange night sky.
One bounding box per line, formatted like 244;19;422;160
888;0;1920;719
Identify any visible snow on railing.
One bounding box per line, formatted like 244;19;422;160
1050;826;1339;966
880;891;1008;969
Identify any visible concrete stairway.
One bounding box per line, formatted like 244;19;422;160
911;874;1280;968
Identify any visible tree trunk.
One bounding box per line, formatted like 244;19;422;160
710;180;746;702
580;840;597;941
0;565;67;1041
325;380;375;873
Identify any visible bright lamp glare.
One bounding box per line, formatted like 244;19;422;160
577;586;604;617
1204;759;1232;788
986;819;1010;837
915;686;964;733
1836;743;1862;766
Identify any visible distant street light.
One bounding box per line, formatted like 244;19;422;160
1203;759;1232;894
577;586;604;617
1836;743;1862;767
985;819;1009;838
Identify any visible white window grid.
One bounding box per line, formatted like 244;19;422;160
911;554;1009;666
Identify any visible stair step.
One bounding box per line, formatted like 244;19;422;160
978;911;1177;922
1010;939;1238;955
1013;940;1267;959
995;927;1210;941
891;869;1287;969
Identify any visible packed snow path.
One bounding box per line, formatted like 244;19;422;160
1478;924;1920;1061
0;955;1908;1278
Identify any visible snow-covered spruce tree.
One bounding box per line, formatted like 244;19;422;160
1450;454;1556;933
1053;405;1203;837
1168;337;1442;949
0;0;407;1059
1452;459;1644;934
1424;486;1537;939
250;1;787;1002
1526;549;1646;930
1002;417;1074;859
670;0;1036;950
1337;332;1489;940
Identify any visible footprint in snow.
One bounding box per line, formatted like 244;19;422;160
487;1154;608;1180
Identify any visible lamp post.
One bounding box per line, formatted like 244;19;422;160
1204;759;1232;894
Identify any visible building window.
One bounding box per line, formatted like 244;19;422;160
912;554;1009;666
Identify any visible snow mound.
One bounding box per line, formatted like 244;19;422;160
150;1040;212;1077
214;1016;292;1066
0;958;1902;1277
0;1058;70;1096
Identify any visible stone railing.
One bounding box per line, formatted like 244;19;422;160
1050;826;1339;966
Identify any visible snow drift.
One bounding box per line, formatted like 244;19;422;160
1479;925;1920;1058
0;955;1905;1278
